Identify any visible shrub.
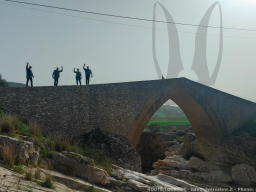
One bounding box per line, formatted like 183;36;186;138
0;143;17;168
0;119;15;133
24;168;32;181
54;136;70;152
148;124;161;133
29;121;42;138
13;164;25;174
70;142;78;153
41;171;54;189
46;138;55;151
34;167;41;180
0;74;9;87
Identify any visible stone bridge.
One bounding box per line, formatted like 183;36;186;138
0;78;256;148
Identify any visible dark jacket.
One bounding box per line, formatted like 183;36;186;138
83;68;92;76
52;69;63;79
26;64;33;77
74;70;82;79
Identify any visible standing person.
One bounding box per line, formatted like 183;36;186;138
74;68;82;85
52;66;63;86
26;62;34;87
83;64;93;85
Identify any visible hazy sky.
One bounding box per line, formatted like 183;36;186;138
0;0;256;102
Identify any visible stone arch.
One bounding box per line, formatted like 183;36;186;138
127;85;225;148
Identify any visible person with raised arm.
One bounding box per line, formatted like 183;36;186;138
83;63;93;85
74;68;82;85
52;66;63;86
25;62;34;87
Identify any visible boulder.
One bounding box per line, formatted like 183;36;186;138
152;155;189;170
0;135;34;163
189;157;209;172
30;151;39;165
157;174;206;192
176;131;186;136
164;143;185;157
53;153;109;185
159;169;232;183
232;164;256;187
127;179;150;191
19;135;35;144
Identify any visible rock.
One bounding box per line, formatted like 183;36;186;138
73;128;141;172
232;164;256;187
53;153;109;185
152;155;189;170
161;169;232;183
136;131;174;172
109;177;123;187
164;143;185;157
127;179;150;191
189;157;209;172
0;135;34;163
112;165;125;180
19;135;35;144
60;151;94;165
157;174;206;192
176;131;186;136
30;151;39;165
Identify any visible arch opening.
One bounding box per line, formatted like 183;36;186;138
127;85;224;148
130;85;224;173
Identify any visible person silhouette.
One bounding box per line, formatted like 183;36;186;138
83;64;93;85
26;62;34;87
74;68;82;85
52;66;63;86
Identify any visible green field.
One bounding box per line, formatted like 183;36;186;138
147;105;191;126
147;119;190;126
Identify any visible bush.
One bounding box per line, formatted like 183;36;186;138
148;124;161;133
13;164;25;174
70;142;78;153
34;167;41;180
0;74;8;87
0;143;17;168
54;136;70;152
41;171;54;189
24;168;33;181
0;118;15;133
29;121;42;138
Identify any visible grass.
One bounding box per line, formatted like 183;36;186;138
41;170;54;189
0;142;17;168
29;121;42;138
24;168;32;181
34;167;41;180
13;164;25;174
0;118;15;133
79;147;112;175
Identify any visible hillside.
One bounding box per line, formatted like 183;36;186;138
148;105;190;126
7;82;26;87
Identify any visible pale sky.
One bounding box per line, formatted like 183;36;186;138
0;0;256;102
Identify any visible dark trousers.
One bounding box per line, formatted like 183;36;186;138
26;76;33;87
54;78;59;86
86;75;90;85
76;78;81;85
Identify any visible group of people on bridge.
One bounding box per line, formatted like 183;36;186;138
26;63;93;87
